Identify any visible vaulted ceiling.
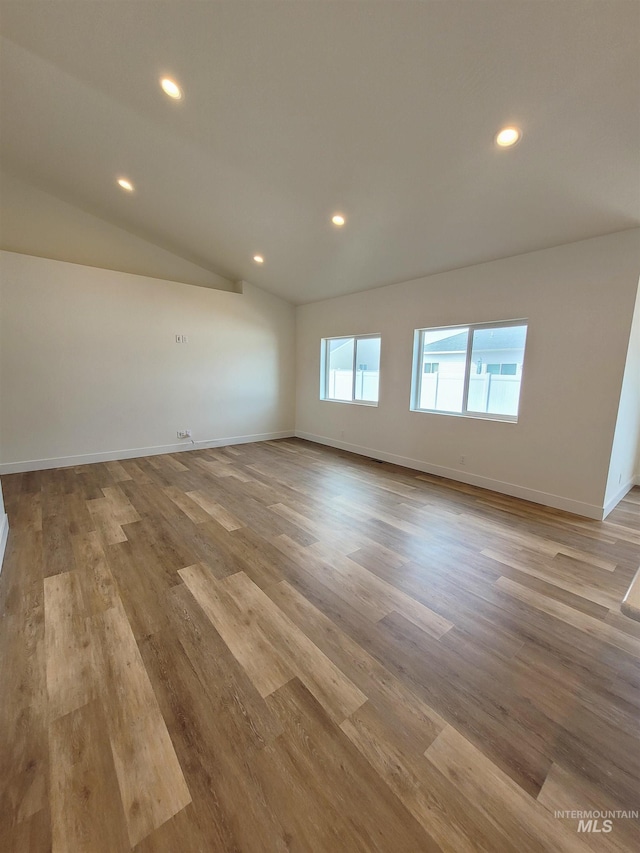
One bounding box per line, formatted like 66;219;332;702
1;1;639;303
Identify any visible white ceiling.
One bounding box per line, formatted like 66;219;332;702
1;0;639;304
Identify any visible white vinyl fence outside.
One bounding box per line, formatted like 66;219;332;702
327;369;380;402
420;373;521;416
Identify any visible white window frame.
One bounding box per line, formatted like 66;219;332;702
410;319;528;423
320;334;381;406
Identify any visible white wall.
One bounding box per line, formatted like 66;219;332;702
296;229;640;519
605;278;640;512
0;251;295;471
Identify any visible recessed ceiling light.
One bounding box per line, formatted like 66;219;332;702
253;255;264;264
160;77;183;100
117;177;134;192
495;127;521;147
331;214;346;227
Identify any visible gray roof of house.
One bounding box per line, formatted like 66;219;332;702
424;326;526;354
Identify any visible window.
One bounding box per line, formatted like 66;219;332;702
487;363;517;376
411;320;527;421
321;335;381;404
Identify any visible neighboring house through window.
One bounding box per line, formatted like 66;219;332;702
412;321;528;420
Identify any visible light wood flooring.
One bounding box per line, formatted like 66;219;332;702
1;438;639;852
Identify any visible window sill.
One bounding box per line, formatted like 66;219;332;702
410;407;518;424
320;398;379;407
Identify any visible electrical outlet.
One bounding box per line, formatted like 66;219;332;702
459;455;466;465
177;430;192;439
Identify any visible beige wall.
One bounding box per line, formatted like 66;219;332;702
0;251;295;471
295;229;640;518
2;230;638;519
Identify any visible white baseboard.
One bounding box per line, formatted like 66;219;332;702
192;431;294;449
0;513;8;573
603;478;637;519
295;431;606;520
0;430;295;475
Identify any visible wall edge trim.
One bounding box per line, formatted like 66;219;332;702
0;514;9;574
0;431;295;474
295;430;606;520
603;478;637;519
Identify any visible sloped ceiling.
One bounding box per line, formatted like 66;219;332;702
1;0;639;304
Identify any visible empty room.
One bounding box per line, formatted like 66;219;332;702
1;1;640;851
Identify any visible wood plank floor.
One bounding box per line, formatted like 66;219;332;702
1;438;639;852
